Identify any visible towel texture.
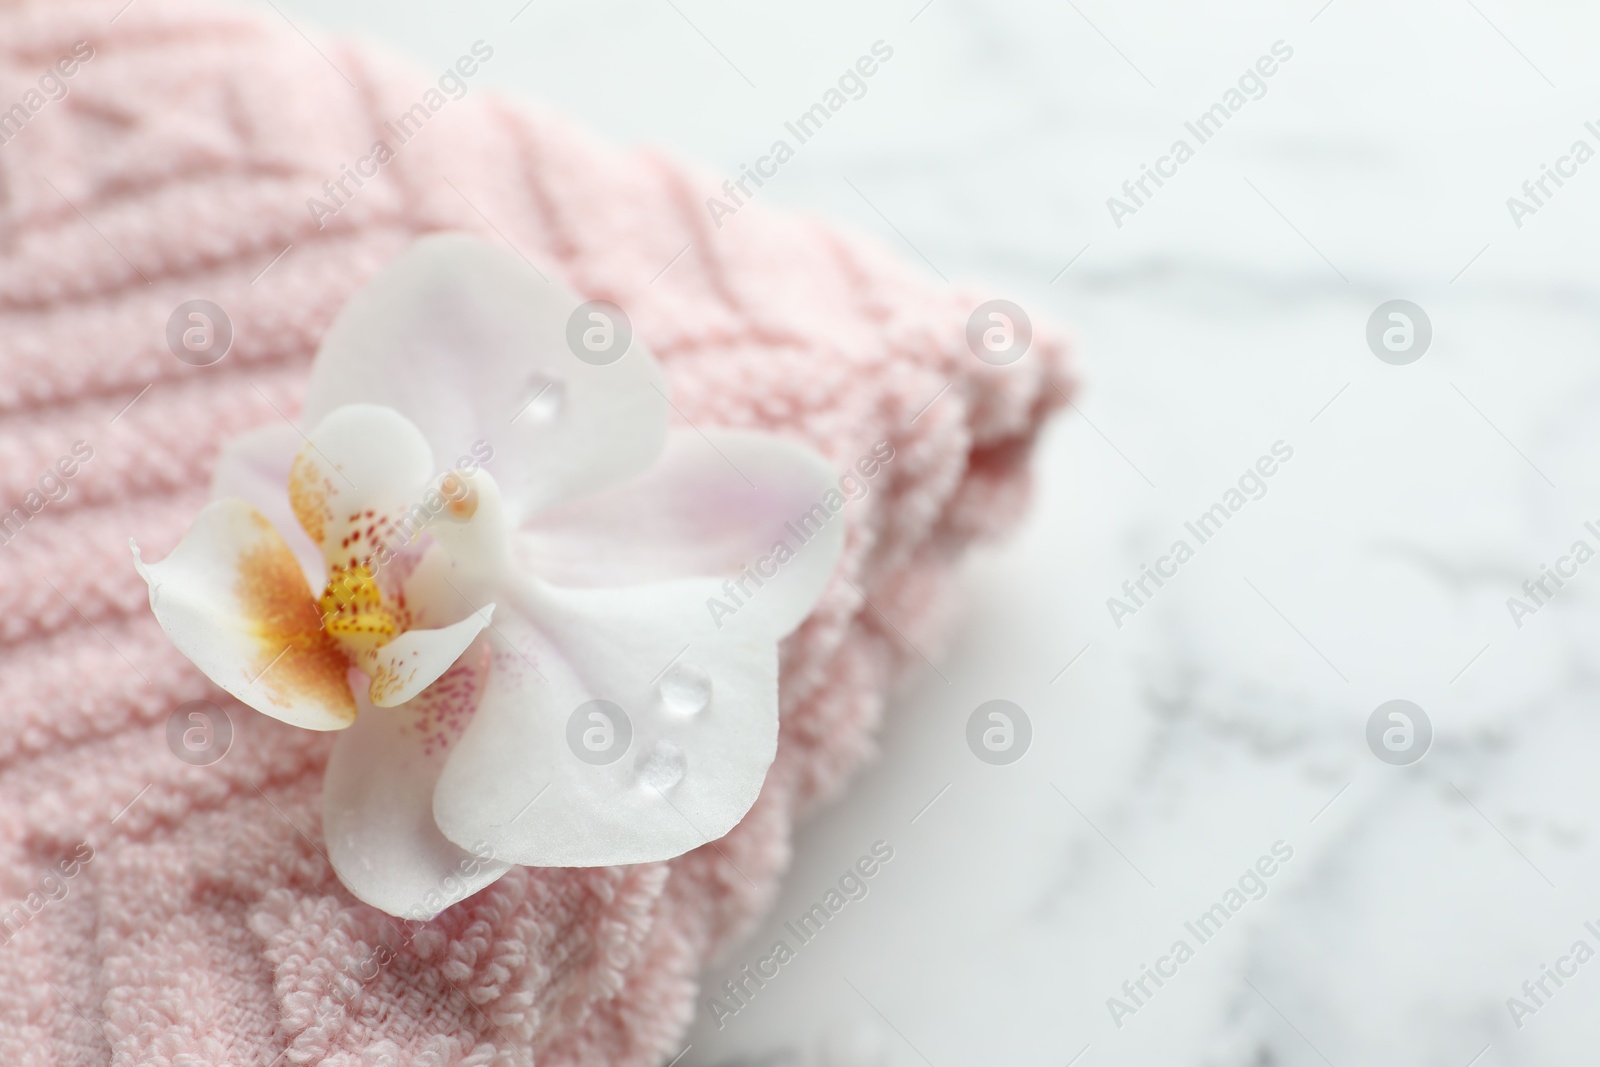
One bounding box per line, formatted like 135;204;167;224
0;2;1071;1064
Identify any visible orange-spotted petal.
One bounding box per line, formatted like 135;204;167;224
359;606;494;708
289;404;437;573
132;498;356;731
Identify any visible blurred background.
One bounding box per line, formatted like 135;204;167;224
233;1;1600;1063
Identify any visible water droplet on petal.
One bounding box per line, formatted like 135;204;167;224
635;739;687;792
659;662;711;716
515;375;565;423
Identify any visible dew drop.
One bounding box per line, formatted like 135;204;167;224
635;739;687;792
658;662;711;716
515;375;565;423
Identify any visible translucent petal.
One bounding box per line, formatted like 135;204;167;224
432;577;776;867
301;234;668;523
325;645;512;919
208;421;322;589
518;429;849;638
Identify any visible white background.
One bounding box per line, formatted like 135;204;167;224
234;1;1600;1063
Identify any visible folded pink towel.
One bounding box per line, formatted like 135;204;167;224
0;2;1071;1064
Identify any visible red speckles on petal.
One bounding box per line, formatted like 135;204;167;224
408;643;490;758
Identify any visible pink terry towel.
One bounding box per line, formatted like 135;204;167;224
0;2;1072;1064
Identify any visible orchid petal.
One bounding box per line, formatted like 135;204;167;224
300;233;669;523
288;404;436;570
209;421;322;589
517;429;849;638
325;645;512;919
131;499;355;731
432;577;776;867
416;467;516;608
361;606;494;708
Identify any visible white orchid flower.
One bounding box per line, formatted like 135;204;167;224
131;234;844;919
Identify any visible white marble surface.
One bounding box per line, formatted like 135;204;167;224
236;1;1600;1063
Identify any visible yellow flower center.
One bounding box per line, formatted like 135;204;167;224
318;564;400;658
